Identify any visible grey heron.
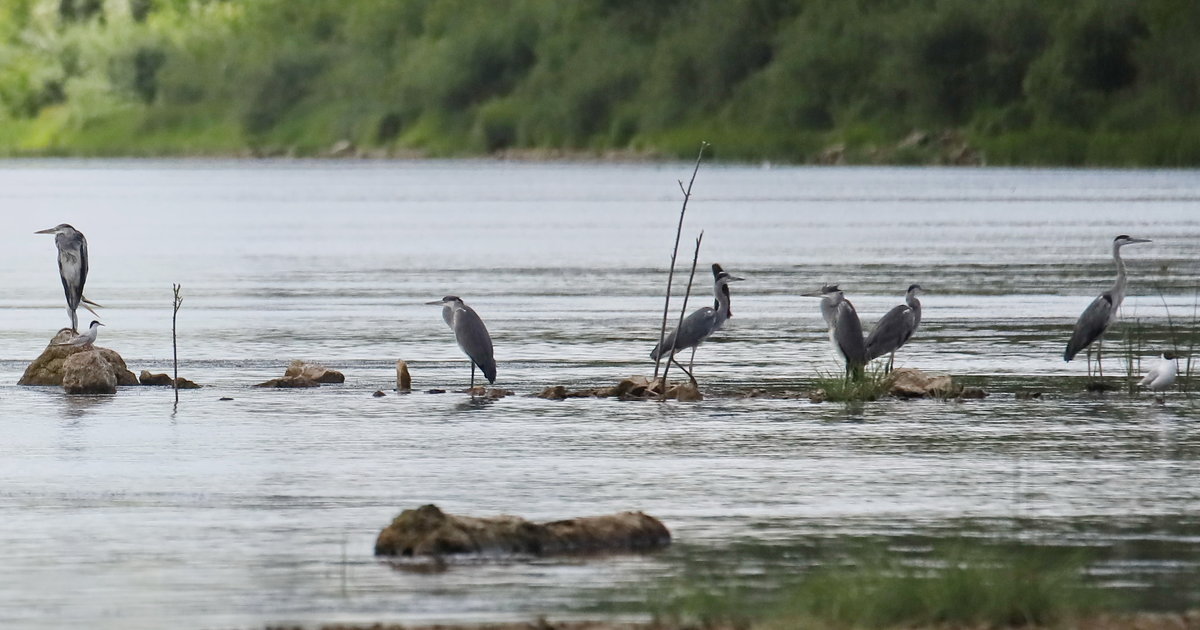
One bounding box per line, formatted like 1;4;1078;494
1138;351;1178;393
1064;235;1152;378
802;284;867;380
36;223;101;332
54;320;104;349
426;296;496;389
865;284;923;373
651;263;744;385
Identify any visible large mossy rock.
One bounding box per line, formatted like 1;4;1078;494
62;351;118;394
284;359;344;384
886;368;987;399
18;329;138;387
374;504;671;558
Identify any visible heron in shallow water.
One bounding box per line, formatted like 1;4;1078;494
36;223;101;332
1064;235;1152;378
426;296;496;389
650;263;744;385
1139;351;1178;395
802;284;866;380
54;320;104;349
865;284;923;373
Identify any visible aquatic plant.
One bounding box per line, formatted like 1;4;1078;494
812;366;891;403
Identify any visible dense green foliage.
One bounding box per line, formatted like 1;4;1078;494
2;0;1199;164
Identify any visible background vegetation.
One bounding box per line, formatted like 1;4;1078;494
2;0;1199;165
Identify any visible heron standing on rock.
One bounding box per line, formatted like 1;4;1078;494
803;284;867;381
865;284;923;373
1064;235;1152;378
36;223;101;332
427;296;496;390
650;263;745;386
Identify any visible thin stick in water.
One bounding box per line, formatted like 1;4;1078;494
654;141;709;381
172;284;182;405
661;231;703;400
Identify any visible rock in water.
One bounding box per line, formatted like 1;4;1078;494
374;504;671;558
62;351;118;394
139;370;174;386
19;329;138;387
396;360;411;391
887;367;963;398
284;360;345;384
254;376;321;388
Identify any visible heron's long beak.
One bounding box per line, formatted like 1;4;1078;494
1130;238;1152;244
800;290;824;297
728;275;746;282
424;300;446;306
34;227;57;234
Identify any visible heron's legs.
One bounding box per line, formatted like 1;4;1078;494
1097;337;1104;380
688;347;697;373
68;307;78;333
886;351;896;374
670;355;698;387
470;363;476;391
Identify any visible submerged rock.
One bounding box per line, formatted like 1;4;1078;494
62;351;118;394
254;375;321;388
374;504;670;558
19;329;138;387
285;360;344;384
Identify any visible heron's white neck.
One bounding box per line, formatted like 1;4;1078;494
713;280;733;321
1110;242;1129;303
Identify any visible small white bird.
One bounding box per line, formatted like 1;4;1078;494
1138;351;1178;394
55;320;104;349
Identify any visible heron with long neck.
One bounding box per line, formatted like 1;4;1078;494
651;263;745;386
803;284;867;381
1064;235;1152;378
36;223;101;332
865;284;924;373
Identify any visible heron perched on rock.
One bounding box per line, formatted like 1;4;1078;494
1139;351;1178;396
54;320;104;349
651;263;744;385
427;296;496;389
865;284;923;373
803;284;866;380
36;223;101;332
1064;235;1152;378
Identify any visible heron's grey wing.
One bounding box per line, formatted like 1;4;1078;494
835;301;867;364
864;304;915;361
55;232;85;311
652;307;718;359
454;306;496;383
1064;293;1112;361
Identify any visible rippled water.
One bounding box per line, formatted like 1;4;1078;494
1;161;1198;629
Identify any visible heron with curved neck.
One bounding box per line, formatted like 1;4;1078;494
1064;234;1152;379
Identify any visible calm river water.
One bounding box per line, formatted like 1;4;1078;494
0;161;1198;628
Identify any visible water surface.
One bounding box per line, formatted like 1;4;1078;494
1;161;1198;628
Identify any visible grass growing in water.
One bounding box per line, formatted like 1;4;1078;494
811;366;891;402
642;543;1111;629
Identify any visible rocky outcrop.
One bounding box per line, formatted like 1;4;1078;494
139;370;201;388
284;360;345;384
254;360;344;387
535;376;701;401
19;329;137;387
62;351;118;394
396;360;411;391
886;368;988;399
254;375;321;388
374;504;670;558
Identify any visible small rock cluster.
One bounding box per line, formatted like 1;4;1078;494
254;360;345;388
537;375;702;401
374;504;671;558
